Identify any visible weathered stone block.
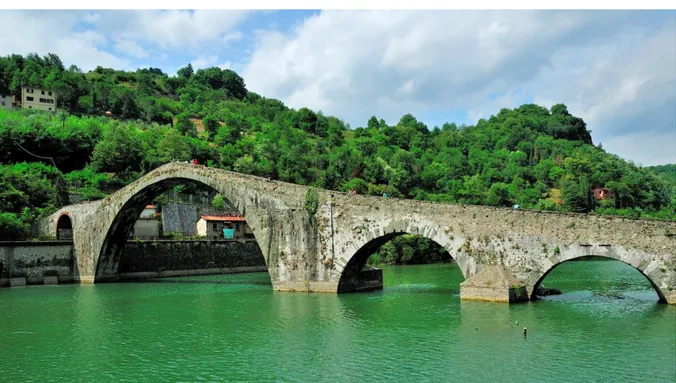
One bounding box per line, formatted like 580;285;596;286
460;265;529;303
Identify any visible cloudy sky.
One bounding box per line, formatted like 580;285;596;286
1;10;674;165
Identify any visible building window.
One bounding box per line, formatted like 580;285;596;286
48;108;52;111
1;102;4;106
48;99;54;104
27;96;34;101
29;106;32;109
236;223;240;231
41;90;45;95
39;98;48;103
212;223;217;230
48;91;52;96
26;89;33;94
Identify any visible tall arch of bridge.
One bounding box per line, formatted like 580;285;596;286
42;163;320;288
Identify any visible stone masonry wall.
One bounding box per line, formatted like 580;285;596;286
0;240;266;287
118;239;267;279
0;241;76;286
161;202;198;235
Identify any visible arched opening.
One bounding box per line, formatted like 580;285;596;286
95;177;270;286
56;214;73;240
531;255;667;304
337;233;459;294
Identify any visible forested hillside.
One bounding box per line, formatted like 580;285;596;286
1;53;674;261
647;164;676;187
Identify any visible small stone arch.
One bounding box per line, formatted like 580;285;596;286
93;170;270;283
336;223;470;293
55;213;73;240
530;254;669;304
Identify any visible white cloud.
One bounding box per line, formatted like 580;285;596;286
242;10;676;164
0;10;251;73
0;11;129;71
223;31;243;44
466;90;529;123
83;12;100;24
93;10;250;50
190;55;219;70
113;39;149;59
603;130;676;167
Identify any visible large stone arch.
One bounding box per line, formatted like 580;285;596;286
526;244;673;303
36;162;329;291
334;216;475;293
94;173;270;282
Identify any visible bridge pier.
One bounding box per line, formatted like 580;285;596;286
336;267;384;293
459;265;530;303
272;266;384;293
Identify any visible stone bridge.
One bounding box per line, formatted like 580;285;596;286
38;162;676;304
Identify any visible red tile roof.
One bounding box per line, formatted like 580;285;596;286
200;215;246;222
145;205;155;209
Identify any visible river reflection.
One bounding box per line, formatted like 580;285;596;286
0;261;674;382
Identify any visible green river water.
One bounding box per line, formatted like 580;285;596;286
1;260;675;382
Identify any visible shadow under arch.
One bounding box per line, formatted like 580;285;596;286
94;176;269;284
336;231;462;293
530;255;668;304
56;213;73;240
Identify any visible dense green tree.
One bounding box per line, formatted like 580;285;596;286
212;193;225;210
202;114;219;139
90;123;145;173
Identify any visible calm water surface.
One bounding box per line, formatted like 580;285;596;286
1;260;674;382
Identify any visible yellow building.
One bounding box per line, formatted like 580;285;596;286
21;86;57;112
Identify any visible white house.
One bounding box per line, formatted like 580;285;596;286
131;205;160;239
